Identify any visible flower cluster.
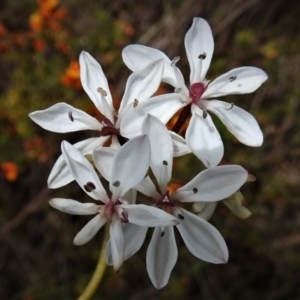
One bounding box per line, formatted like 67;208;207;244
29;18;267;289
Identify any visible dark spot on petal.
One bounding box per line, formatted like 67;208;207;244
97;87;107;96
178;214;184;219
203;109;208;119
84;182;96;192
68;111;74;122
226;103;234;110
160;231;165;237
162;160;168;166
193;187;198;193
113;181;120;187
229;75;236;82
198;52;206;59
133;99;138;107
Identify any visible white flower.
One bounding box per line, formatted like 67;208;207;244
49;136;178;272
104;115;248;288
29;51;166;189
122;17;268;168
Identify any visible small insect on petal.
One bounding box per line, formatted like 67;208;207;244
225;103;234;110
178;214;184;219
160;231;165;237
171;56;180;66
162;160;168;166
97;87;107;96
113;181;120;187
174;87;182;93
84;182;96;192
229;75;236;82
133;99;139;107
193;187;198;193
202;109;208;119
68;111;74;122
198;52;206;59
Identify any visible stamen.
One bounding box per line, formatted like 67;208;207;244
229;75;236;82
171;56;180;66
97;87;107;96
162;160;168;166
178;214;184;219
174;87;182;93
68;111;74;122
198;52;206;59
160;231;165;237
193;187;198;193
133;99;139;107
84;182;96;192
113;181;120;187
121;210;129;223
225;103;234;110
202;109;208;119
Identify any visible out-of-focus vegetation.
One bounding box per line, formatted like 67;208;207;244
1;0;300;299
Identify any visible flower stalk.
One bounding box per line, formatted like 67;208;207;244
78;224;109;300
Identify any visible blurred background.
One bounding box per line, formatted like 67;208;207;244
1;0;300;299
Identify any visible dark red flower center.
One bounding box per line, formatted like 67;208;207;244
189;82;206;104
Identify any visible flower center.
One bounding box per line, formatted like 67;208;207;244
100;117;120;136
103;200;115;219
189;82;206;104
156;190;175;214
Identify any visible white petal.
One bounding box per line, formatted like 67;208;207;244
134;176;161;199
142;115;173;193
185;18;214;83
29;103;102;133
110;135;151;199
122;44;179;87
146;226;177;289
61;141;109;202
93;148;117;182
48;137;108;189
49;198;99;215
186;105;223;168
171;165;248;202
106;223;148;266
79;51;114;121
176;209;228;263
119;59;164;113
205;100;263;146
120;94;185;139
193;202;217;220
73;214;107;246
169;131;192;157
121;204;178;227
202;67;268;98
110;214;124;272
223;191;252;219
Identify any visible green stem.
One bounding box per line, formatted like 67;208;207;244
78;224;110;300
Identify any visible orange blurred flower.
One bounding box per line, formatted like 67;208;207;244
33;38;47;51
0;22;7;35
39;0;59;17
29;12;44;32
61;61;81;89
23;136;50;163
1;162;18;182
167;183;181;194
124;23;135;36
